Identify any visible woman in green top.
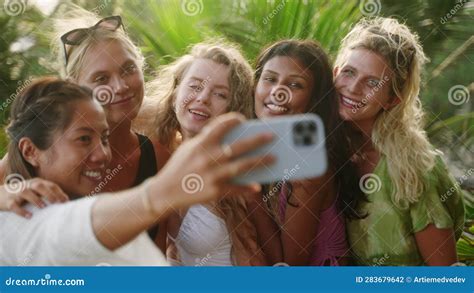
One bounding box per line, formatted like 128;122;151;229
333;17;465;265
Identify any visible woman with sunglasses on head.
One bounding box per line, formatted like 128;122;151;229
0;7;169;246
248;40;364;266
334;17;465;265
0;77;273;265
137;41;267;266
53;9;169;193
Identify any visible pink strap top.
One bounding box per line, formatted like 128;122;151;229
279;182;348;266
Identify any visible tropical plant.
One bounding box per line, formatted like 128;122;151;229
0;0;472;264
119;0;360;73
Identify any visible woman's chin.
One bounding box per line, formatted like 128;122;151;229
339;108;355;122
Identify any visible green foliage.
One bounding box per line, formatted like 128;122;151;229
120;0;360;72
0;5;53;156
0;0;472;161
0;0;472;264
457;190;474;265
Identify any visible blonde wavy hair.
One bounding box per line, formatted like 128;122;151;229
335;17;438;208
140;40;264;265
50;4;144;80
134;40;254;148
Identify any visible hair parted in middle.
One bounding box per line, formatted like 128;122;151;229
335;17;437;208
254;39;366;220
136;39;254;149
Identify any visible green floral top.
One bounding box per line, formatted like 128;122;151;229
347;155;465;266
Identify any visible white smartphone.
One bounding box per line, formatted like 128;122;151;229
222;113;327;185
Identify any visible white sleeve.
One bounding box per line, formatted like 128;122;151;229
0;197;168;266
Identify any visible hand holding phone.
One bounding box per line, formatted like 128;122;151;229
222;114;327;185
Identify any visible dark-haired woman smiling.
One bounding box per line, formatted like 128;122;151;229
250;40;364;266
0;77;274;265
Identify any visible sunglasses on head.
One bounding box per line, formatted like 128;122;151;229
60;15;124;65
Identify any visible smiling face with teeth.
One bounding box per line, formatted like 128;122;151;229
334;48;398;133
33;100;112;198
254;56;314;118
174;59;231;139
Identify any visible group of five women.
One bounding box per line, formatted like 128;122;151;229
0;6;465;266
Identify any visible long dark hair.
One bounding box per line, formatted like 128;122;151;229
5;76;93;180
255;39;366;219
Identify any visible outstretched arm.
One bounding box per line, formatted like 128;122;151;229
92;113;275;249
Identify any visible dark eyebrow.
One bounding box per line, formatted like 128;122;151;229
263;69;309;81
289;74;309;80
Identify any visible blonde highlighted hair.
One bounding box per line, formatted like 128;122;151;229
50;4;144;80
335;17;438;207
138;40;263;265
134;40;254;148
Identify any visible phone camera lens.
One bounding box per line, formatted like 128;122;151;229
303;136;313;146
293;120;317;147
294;122;304;134
307;121;316;132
